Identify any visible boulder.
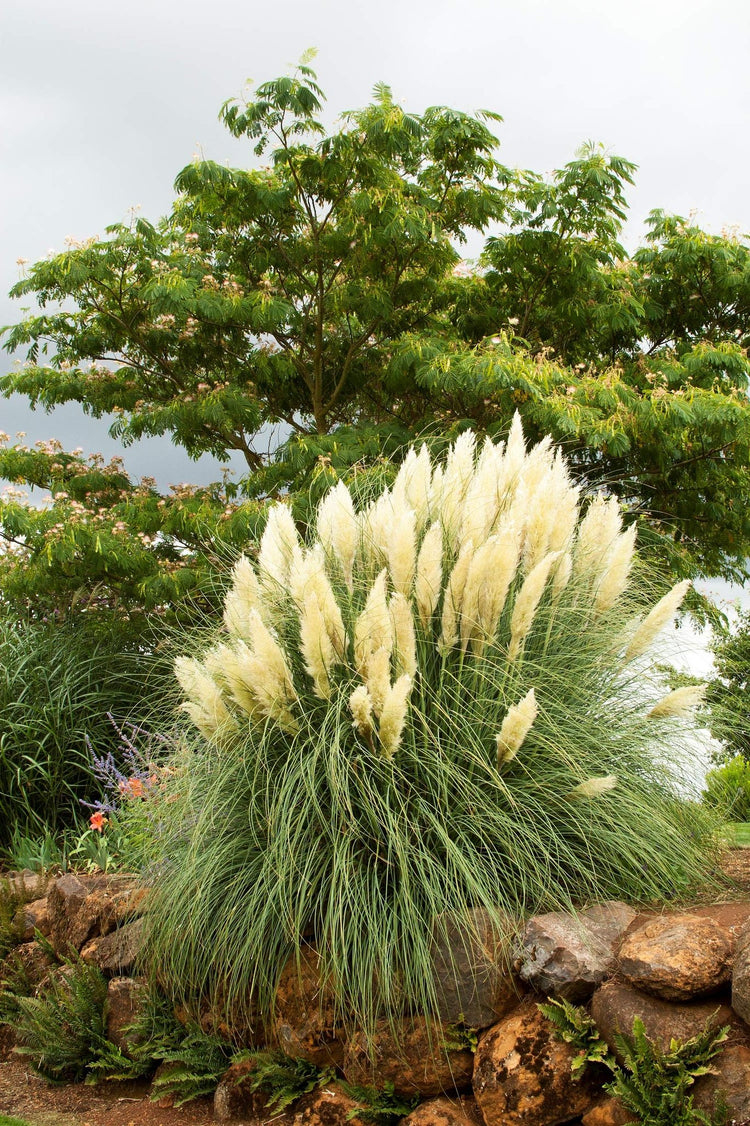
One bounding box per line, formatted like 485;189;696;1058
214;1058;276;1122
581;1099;636;1126
590;981;737;1064
81;916;145;975
472;999;599;1126
12;896;51;941
105;975;147;1054
732;916;750;1024
692;1042;750;1121
343;1016;474;1097
617;914;732;1001
401;1096;483;1126
294;1084;368;1126
6;939;57;988
432;907;522;1027
2;870;50;900
48;873;146;954
518;901;636;1002
275;947;347;1069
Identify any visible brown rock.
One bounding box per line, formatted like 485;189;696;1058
590;980;738;1064
48;873;145;954
7;939;57;988
692;1042;750;1120
581;1099;636;1126
518;901;636;1002
402;1095;483;1126
472;998;599;1126
12;897;51;942
432;908;523;1028
214;1058;278;1121
81;916;145;975
732;916;750;1025
618;913;732;1000
294;1084;368;1126
343;1016;474;1097
0;1024;15;1061
2;870;50;900
105;975;147;1053
275;947;346;1069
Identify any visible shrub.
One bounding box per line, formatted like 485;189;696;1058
144;417;719;1035
703;757;750;822
0;615;166;845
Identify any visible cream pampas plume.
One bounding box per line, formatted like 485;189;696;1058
496;688;537;768
575;495;622;579
205;643;260;718
508;551;561;660
440;430;476;548
390;593;417;678
392;444;433;530
567;775;618;799
299;592;336;699
289;544;347;659
223;556;264;639
415;522;443;627
349;684;374;736
258;504;300;588
316;480;358;590
648;684;706;718
240;610;299;730
625;580;691;662
378;674;413;758
440;543;475;649
471;527;520;650
175;656;233;740
387;504;417;596
354;570;392;675
594;524;637;615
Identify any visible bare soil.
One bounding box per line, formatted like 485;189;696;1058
3;850;750;1124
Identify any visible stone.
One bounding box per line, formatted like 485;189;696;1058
617;913;733;1001
692;1042;750;1120
12;897;51;942
214;1058;274;1121
81;916;145;975
590;981;738;1064
293;1084;368;1126
2;870;49;901
105;975;147;1054
275;947;347;1069
472;999;599;1126
401;1095;483;1126
518;901;636;1002
432;907;523;1028
732;916;750;1024
0;1024;15;1061
581;1099;636;1126
7;939;57;988
343;1016;475;1097
47;872;146;954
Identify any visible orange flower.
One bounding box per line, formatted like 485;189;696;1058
89;811;107;833
119;777;145;799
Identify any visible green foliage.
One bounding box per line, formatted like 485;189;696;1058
542;1000;731;1125
3;827;66;873
341;1081;420;1126
148;1027;235;1106
237;1050;335;1111
703;757;750;822
706;612;750;760
0;613;166;845
442;1022;479;1054
609;1017;730;1126
144;429;720;1038
537;998;614;1081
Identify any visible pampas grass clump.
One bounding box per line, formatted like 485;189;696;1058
145;416;717;1033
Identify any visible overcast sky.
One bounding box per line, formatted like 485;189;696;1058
2;0;749;491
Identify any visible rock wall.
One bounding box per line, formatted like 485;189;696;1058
4;872;750;1125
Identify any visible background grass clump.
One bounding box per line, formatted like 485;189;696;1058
141;417;720;1036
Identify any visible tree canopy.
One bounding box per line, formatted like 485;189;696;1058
2;60;750;627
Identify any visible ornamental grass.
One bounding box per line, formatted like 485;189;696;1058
143;416;718;1034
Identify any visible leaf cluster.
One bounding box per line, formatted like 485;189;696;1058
235;1049;335;1111
341;1080;420;1126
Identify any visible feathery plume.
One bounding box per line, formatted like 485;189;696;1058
440;543;475;649
316;480;358;590
496;688;537;768
551;551;573;598
648;684;706;719
508;551;561;660
299;592;336;698
378;674;413;758
175;656;233;739
567;776;618;799
223;556;264;639
625;580;691;662
390;592;417;678
354;570;392;674
289;544;347;658
242;610;299;729
258;503;300;588
387;504;417;596
470;526;521;650
349;685;374;736
575;495;622;580
205;642;260;718
440;430;476;548
366;646;392;716
415;522;444;627
594;524;637;614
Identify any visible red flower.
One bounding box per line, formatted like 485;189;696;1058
89;811;107;833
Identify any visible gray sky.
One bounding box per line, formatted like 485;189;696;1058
1;0;749;489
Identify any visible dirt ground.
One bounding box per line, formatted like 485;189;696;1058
3;849;750;1125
